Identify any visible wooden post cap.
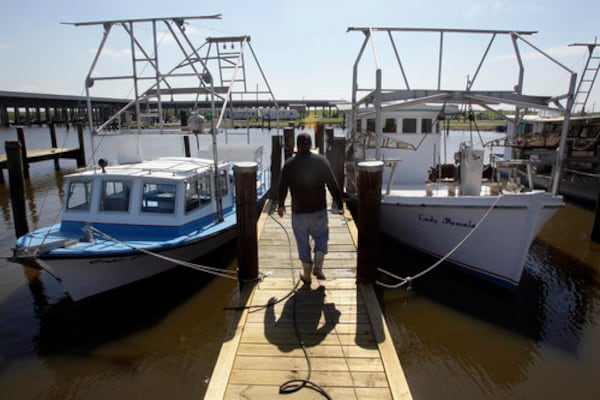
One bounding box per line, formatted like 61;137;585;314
233;162;258;172
358;160;384;172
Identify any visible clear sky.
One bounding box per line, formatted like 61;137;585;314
1;0;599;110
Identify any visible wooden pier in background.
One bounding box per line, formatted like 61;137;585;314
0;125;85;184
205;197;412;399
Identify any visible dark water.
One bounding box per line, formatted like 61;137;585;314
1;126;599;399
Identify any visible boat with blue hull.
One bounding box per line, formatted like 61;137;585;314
14;155;269;300
12;15;279;301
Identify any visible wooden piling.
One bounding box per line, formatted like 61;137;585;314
332;137;346;192
283;127;294;160
16;127;30;179
357;161;383;283
325;127;334;166
179;110;188;127
75;123;86;167
5;141;29;237
592;190;600;242
325;127;334;155
269;135;282;201
183;136;191;158
234;162;259;284
49;123;60;170
315;122;325;154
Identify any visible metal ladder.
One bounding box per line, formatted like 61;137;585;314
571;40;600;114
206;36;249;94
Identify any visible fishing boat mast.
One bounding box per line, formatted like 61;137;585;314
345;27;578;196
64;15;279;222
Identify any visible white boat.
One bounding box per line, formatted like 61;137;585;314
345;27;577;289
12;16;277;300
506;112;600;207
349;106;563;288
14;155;269;301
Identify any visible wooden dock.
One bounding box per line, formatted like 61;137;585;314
205;199;412;399
0;146;82;166
0;125;85;184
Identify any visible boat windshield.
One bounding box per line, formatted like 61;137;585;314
66;180;92;211
142;183;176;214
100;180;132;212
185;174;212;213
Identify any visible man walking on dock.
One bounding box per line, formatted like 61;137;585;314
277;132;344;284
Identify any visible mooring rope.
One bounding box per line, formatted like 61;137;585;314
377;193;504;289
268;209;332;399
222;204;332;398
564;168;600;179
85;225;242;280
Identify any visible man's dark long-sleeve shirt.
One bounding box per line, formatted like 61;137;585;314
278;152;343;214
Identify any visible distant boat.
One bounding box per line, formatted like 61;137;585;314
507;113;600;206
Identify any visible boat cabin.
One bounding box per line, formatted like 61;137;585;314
60;157;233;237
348;106;446;185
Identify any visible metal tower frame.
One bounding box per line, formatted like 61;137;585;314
64;15;279;135
346;27;578;195
570;39;600;114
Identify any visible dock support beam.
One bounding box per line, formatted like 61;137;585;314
234;162;259;285
357;161;383;283
6;141;29;237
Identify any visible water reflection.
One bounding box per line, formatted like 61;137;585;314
0;240;241;399
526;241;599;355
0;170;68;228
23;240;239;356
0;184;10;225
379;233;599;398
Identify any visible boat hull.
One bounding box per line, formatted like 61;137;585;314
380;190;563;288
37;227;238;301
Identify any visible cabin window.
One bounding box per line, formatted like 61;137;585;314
142;183;176;214
542;123;556;134
422;118;433;133
524;123;534;134
100;180;131;212
402;118;417;133
518;123;534;134
366;118;375;132
383;118;396;133
66;181;92;211
185;174;212;213
217;170;229;196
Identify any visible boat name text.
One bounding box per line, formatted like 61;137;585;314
418;214;476;229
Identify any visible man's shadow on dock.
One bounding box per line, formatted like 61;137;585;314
264;285;341;352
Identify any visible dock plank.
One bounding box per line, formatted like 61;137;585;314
205;198;412;399
0;147;80;166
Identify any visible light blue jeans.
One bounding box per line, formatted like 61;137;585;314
291;209;329;264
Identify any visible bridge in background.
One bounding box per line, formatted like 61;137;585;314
0;90;346;127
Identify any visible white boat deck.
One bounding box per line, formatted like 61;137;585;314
385;182;499;198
